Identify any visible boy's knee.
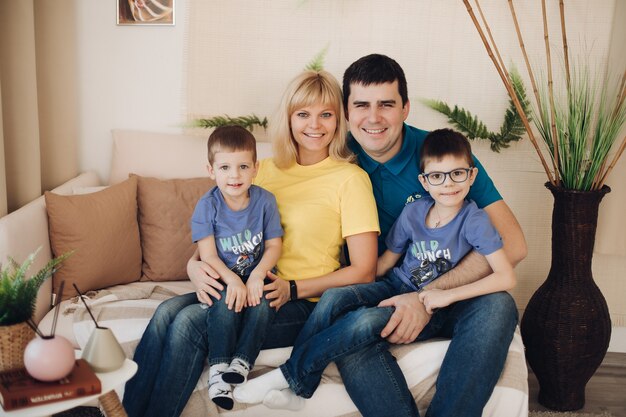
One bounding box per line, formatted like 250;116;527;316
352;307;393;336
318;286;354;309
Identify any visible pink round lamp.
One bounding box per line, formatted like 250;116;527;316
23;335;75;381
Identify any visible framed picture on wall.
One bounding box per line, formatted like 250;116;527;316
117;0;175;26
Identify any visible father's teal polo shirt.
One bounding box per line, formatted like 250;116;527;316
349;124;502;253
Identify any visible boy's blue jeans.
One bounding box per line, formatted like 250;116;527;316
280;277;519;417
279;276;410;397
123;292;316;417
205;284;275;367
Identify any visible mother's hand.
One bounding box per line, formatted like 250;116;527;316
263;271;290;311
187;258;224;305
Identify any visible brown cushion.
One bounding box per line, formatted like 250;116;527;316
133;174;214;281
45;177;141;300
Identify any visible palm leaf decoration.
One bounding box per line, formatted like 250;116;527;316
190;114;268;132
424;67;531;152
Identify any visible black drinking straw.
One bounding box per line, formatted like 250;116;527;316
72;283;100;328
26;318;45;338
49;280;64;337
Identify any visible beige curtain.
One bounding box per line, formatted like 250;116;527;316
0;0;79;216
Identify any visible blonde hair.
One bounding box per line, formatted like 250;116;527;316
270;70;354;168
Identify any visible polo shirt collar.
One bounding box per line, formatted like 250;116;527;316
349;123;417;175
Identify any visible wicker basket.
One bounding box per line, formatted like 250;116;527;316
0;321;36;372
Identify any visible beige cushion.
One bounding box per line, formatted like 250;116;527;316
44;177;141;300
133;174;214;281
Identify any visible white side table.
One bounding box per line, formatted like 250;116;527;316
0;359;137;417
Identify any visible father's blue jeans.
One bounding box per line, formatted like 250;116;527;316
335;291;519;417
206;286;276;367
123;292;316;417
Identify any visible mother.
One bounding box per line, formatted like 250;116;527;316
123;70;380;417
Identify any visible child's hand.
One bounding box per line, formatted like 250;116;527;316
226;279;247;312
246;273;265;306
418;289;453;314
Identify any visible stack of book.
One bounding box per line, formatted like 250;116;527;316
0;359;101;411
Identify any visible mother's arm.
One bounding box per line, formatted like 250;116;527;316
263;231;378;310
295;231;378;298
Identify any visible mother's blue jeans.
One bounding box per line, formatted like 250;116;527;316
122;292;316;417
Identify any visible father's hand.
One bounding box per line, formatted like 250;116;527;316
187;258;224;305
378;292;431;344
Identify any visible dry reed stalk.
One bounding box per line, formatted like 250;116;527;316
598;136;626;188
542;0;560;183
463;0;556;184
617;69;626;112
508;0;543;115
475;0;508;79
559;0;571;89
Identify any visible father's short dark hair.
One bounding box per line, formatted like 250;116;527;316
420;128;473;172
342;54;409;111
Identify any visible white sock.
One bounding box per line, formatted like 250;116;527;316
263;389;305;411
233;368;289;404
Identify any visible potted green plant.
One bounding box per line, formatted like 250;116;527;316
462;0;626;411
0;248;71;371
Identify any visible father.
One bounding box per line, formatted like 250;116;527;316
333;54;527;417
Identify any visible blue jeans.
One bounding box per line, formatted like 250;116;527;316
335;291;519;417
123;292;316;417
280;277;413;397
206;286;275;366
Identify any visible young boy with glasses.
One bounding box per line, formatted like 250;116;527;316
234;128;516;409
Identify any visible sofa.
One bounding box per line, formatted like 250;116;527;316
0;129;529;417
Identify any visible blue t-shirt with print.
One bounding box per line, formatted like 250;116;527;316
349;124;502;253
191;185;283;278
385;196;502;291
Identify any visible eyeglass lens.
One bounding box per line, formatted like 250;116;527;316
424;168;470;186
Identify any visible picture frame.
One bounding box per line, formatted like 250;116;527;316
117;0;175;26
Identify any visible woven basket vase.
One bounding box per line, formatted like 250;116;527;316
0;321;36;372
521;182;612;412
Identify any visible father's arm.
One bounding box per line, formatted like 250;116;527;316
426;200;527;290
379;200;527;344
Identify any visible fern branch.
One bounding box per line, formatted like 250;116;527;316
304;44;329;71
423;66;531;153
190;114;268;132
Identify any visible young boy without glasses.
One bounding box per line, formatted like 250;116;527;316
191;125;283;410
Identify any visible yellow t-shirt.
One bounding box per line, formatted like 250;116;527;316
255;157;380;282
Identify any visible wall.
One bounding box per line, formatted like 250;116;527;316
75;0;188;182
74;0;625;351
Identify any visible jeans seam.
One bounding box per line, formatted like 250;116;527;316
172;345;204;417
375;343;415;417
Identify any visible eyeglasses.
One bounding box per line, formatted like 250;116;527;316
421;168;473;186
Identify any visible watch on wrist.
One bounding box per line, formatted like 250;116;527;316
289;280;298;301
